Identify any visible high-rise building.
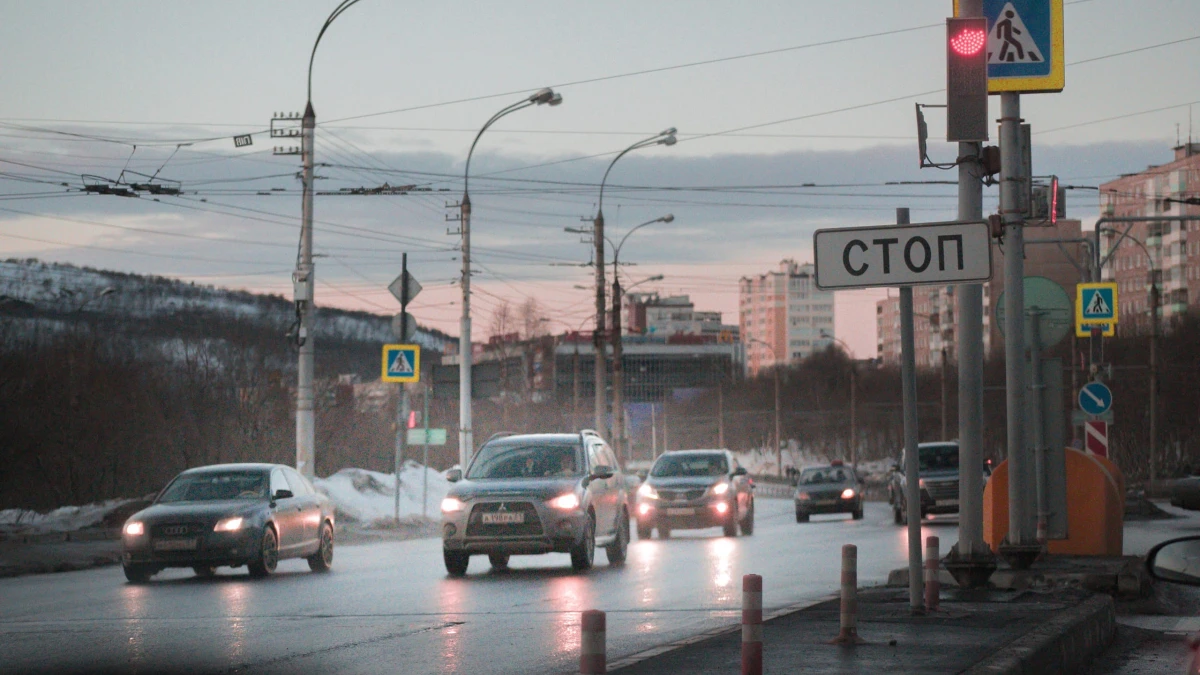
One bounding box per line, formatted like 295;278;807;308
739;259;834;376
1099;143;1200;334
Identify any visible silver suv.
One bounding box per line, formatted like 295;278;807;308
440;431;629;576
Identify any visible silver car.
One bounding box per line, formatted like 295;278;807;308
440;431;629;576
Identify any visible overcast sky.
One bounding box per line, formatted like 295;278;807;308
1;0;1197;357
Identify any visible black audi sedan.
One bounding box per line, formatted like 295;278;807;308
634;450;754;539
793;461;864;522
121;463;335;582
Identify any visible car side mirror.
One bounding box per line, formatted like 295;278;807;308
1146;536;1200;585
732;466;748;477
446;469;463;483
590;465;615;481
272;489;293;501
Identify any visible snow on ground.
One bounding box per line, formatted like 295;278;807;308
313;461;449;527
0;498;138;533
732;448;894;485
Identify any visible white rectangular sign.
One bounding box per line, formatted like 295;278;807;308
814;220;993;290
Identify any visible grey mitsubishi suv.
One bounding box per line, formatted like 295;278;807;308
440;430;630;576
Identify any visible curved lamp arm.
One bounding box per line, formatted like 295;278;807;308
308;0;368;103
464;88;561;199
597;128;676;218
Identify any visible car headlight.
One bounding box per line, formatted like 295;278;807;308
797;492;811;501
441;497;466;513
918;478;927;489
123;521;145;536
214;517;244;532
638;484;659;500
841;488;857;500
547;493;581;510
710;482;730;496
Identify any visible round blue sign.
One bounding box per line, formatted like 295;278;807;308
1078;382;1113;416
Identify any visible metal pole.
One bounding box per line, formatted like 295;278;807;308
651;402;658;458
850;367;857;471
296;103;316;478
1150;280;1159;486
594;212;607;437
459;194;473;470
1001;92;1032;548
940;347;948;440
662;397;669;454
954;0;990;575
718;383;725;448
422;384;430;519
898;207;924;613
612;275;625;461
572;339;581;429
774;365;782;477
396;255;410;525
1029;308;1048;543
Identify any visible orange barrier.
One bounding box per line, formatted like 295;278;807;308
983;448;1124;556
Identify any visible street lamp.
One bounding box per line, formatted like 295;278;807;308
747;337;784;477
820;330;858;472
458;88;562;470
609;215;672;462
592;128;676;442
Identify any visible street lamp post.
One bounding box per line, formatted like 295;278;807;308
592;128;677;442
748;337;783;477
458;88;562;471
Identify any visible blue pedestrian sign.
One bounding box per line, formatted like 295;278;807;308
1077;282;1118;325
954;0;1064;94
382;344;420;383
1078;382;1113;416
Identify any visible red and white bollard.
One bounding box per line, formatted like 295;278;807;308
831;544;863;645
580;609;606;674
924;536;940;612
742;574;763;675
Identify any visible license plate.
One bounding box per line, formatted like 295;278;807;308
153;538;198;551
482;512;525;525
818;500;838;506
666;507;695;516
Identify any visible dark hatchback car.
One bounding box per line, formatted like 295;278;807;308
441;431;629;576
634;450;754;539
121;463;335;582
794;462;863;522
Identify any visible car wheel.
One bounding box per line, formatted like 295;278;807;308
570;513;596;572
123;564;155;583
795;511;809;523
657;525;671;539
444;549;470;577
894;504;906;525
852;506;864;521
636;521;652;541
488;553;510;570
723;512;738;537
248;526;279;578
740;501;755;536
192;566;216;578
605;510;629;565
307;522;334;572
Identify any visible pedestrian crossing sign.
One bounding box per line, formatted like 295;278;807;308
1075;322;1114;338
382;344;420;383
953;0;1064;94
1076;283;1118;326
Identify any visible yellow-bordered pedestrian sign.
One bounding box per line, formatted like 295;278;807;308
1075;322;1114;338
953;0;1065;94
382;344;420;383
1076;282;1118;326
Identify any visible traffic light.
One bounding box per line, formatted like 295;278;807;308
946;17;989;142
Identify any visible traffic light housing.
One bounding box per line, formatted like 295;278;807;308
946;17;989;142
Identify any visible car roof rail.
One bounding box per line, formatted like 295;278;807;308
484;431;517;444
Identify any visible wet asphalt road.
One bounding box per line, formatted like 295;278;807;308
1;499;1192;675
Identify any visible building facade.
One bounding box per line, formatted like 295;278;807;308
739;259;835;376
1099;143;1200;334
624;293;733;339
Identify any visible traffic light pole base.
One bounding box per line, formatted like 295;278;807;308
998;541;1044;571
945;544;998;589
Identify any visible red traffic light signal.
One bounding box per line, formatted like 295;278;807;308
946;17;989;142
407;410;418;429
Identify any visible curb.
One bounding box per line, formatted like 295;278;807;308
963;594;1116;675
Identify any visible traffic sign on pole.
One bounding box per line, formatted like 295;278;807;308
1085;421;1108;457
382;344;421;383
388;271;423;306
814;220;992;290
1075;321;1114;338
1078;381;1113;416
953;0;1065;94
1077;282;1118;325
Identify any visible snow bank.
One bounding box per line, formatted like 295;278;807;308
732;450;894;484
0;498;138;533
313;462;449;527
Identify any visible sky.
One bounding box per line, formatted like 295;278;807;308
1;0;1198;357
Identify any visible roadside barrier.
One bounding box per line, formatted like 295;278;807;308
925;536;940;612
742;574;763;675
580;609;606;674
831;544;863;645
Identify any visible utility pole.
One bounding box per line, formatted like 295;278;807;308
458;193;473;470
1150;278;1159;486
594;209;608;438
717;383;725;448
296;103;317;479
612;276;625;461
394;253;411;525
897;207;924;613
773;364;782;476
572;338;581;430
940;347;949;440
850;367;857;471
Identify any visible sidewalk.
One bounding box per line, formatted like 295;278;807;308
611;587;1116;675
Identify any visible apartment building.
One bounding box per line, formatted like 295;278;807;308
739;259;835;376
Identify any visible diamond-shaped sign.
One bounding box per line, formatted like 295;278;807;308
388;271;422;306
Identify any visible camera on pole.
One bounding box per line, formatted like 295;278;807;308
946;17;989;142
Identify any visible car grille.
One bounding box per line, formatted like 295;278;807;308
925;479;958;501
659;489;706;502
150;522;206;537
465;502;543;537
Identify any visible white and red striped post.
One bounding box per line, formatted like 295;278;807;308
580;609;606;674
831;544;862;645
742;574;763;675
924;536;940;612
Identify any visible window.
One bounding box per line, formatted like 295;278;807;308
270;470;290;496
284;467;312;496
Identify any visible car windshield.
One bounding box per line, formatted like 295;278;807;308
919;445;959;472
466;443;582;480
799;467;851;485
651;454;728;478
157;471;268;503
